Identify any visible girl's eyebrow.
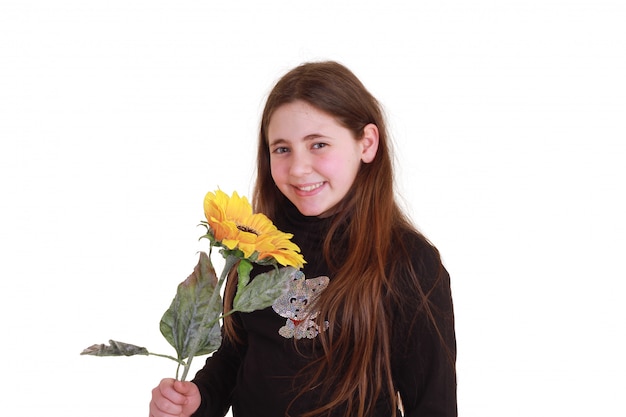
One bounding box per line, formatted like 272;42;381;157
269;134;325;147
268;138;287;147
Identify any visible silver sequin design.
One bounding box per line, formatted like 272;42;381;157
272;269;330;339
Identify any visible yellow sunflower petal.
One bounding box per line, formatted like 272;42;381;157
203;191;226;225
244;213;277;234
221;238;240;251
210;219;238;242
225;191;253;223
265;251;306;269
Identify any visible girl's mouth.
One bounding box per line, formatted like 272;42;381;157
294;182;325;193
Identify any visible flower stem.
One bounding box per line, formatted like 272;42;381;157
148;352;186;365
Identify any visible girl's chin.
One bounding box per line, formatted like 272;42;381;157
293;202;339;218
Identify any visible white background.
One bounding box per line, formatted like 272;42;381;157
1;1;624;416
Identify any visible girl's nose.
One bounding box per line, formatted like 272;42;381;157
288;152;312;177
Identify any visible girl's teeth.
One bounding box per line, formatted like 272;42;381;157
298;183;322;192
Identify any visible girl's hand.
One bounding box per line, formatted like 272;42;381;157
149;378;201;417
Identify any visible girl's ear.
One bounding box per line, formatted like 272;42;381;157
360;123;379;163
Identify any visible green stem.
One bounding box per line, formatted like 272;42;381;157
181;356;194;381
148;352;186;365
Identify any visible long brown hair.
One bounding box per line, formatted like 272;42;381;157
226;61;448;416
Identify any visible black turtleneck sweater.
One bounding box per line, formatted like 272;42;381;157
191;202;457;417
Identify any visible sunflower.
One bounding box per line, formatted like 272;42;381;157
203;190;305;269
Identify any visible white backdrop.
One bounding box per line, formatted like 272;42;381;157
1;1;624;416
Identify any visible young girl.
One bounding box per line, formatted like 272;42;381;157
149;61;457;417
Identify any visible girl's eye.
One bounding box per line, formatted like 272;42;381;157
272;146;289;154
312;142;327;150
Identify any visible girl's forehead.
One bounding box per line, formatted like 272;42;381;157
267;101;342;140
271;100;329;119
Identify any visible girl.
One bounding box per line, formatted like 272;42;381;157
149;61;457;417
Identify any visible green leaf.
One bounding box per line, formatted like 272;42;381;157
233;258;252;308
237;259;253;288
159;252;222;360
233;266;294;313
80;340;149;357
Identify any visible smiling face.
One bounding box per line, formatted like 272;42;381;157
267;100;379;217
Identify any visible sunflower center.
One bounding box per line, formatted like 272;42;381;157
237;224;259;235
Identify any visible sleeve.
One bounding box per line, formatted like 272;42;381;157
190;312;247;417
391;244;457;417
